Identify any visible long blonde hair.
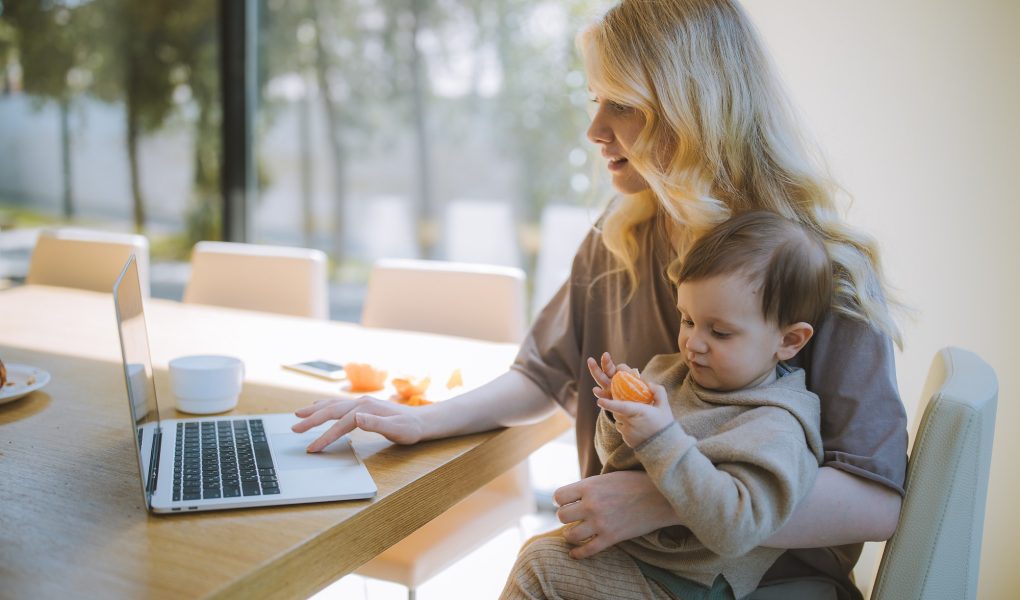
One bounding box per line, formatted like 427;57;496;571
578;0;902;346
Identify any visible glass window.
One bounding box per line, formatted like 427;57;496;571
0;0;221;296
253;0;611;320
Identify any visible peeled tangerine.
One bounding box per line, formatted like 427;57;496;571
344;362;388;392
392;376;432;406
611;370;654;404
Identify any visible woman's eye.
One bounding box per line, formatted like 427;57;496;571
607;101;631;113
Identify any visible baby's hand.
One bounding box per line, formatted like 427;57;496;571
597;383;673;448
587;352;638;401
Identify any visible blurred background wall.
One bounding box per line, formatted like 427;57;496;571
746;0;1019;596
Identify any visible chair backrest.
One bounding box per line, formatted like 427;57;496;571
361;258;526;344
183;241;329;319
531;204;593;317
442;199;522;269
871;346;998;600
26;228;150;296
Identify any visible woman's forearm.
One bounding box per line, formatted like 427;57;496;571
419;369;559;440
762;466;902;548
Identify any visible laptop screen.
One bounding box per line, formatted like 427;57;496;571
113;254;162;509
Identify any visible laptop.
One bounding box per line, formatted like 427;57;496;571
113;254;376;513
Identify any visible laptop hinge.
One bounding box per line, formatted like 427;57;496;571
147;427;162;494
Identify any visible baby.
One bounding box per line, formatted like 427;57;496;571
501;210;832;599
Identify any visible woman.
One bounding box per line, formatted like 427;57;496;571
294;1;907;597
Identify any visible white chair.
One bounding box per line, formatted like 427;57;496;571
183;241;329;319
26;227;150;296
531;204;594;317
361;258;527;344
442;199;522;269
868;346;997;600
355;258;534;598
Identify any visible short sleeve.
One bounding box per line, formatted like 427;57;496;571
790;312;908;494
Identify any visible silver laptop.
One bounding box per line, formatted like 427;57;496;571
113;254;376;513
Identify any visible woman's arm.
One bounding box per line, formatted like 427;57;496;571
762;466;901;547
292;369;558;450
554;466;900;560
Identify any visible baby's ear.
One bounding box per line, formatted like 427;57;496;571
776;322;814;361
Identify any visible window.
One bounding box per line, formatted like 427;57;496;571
0;0;608;317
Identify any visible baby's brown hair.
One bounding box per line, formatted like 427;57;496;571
673;211;833;327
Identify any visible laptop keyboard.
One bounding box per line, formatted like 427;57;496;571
172;418;279;502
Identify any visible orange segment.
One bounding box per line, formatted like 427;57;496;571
392;376;431;401
446;368;463;389
344;362;388;392
610;370;653;404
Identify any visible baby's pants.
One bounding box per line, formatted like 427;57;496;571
498;529;675;600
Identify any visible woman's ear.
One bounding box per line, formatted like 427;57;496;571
776;322;814;361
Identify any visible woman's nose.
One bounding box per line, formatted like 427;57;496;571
587;108;612;144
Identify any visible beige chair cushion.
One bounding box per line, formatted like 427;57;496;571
183;241;328;319
26;228;150;296
362;259;527;343
357;258;533;590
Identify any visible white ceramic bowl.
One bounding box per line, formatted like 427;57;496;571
168;355;244;414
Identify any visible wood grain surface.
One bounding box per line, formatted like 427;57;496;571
0;285;571;599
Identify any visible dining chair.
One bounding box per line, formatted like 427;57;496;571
182;241;329;319
361;258;527;344
442;199;522;269
26;227;150;296
531;203;593;317
355;258;534;599
868;346;997;600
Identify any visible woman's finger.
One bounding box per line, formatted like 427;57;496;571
555;499;586;525
293;397;341;418
291;399;355;432
304;410;359;452
552;480;584;507
568;534;612;560
561;520;597;545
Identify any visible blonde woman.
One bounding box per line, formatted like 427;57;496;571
294;1;906;597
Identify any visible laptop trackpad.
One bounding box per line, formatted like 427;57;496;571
272;432;361;470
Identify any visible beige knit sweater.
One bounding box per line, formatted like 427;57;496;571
596;353;824;599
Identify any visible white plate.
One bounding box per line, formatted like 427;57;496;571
0;364;51;405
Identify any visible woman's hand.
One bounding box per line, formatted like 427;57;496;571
553;470;682;559
291;396;428;451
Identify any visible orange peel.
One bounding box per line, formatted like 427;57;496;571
344;362;388;392
392;376;431;404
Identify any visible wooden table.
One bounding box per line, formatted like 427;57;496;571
0;285;570;599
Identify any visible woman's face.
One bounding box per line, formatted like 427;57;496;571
587;97;651;195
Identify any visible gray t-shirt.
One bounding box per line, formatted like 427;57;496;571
511;210;907;599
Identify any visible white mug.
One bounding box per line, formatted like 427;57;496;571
168;355;245;414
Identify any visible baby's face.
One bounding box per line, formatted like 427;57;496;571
676;273;786;391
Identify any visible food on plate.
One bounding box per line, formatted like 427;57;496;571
0;357;6;388
344;362;388;392
391;376;431;406
446;368;463;390
610;370;654;404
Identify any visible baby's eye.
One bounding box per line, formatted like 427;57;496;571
711;330;731;339
680;318;694;328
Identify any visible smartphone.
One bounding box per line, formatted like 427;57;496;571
283;360;346;380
